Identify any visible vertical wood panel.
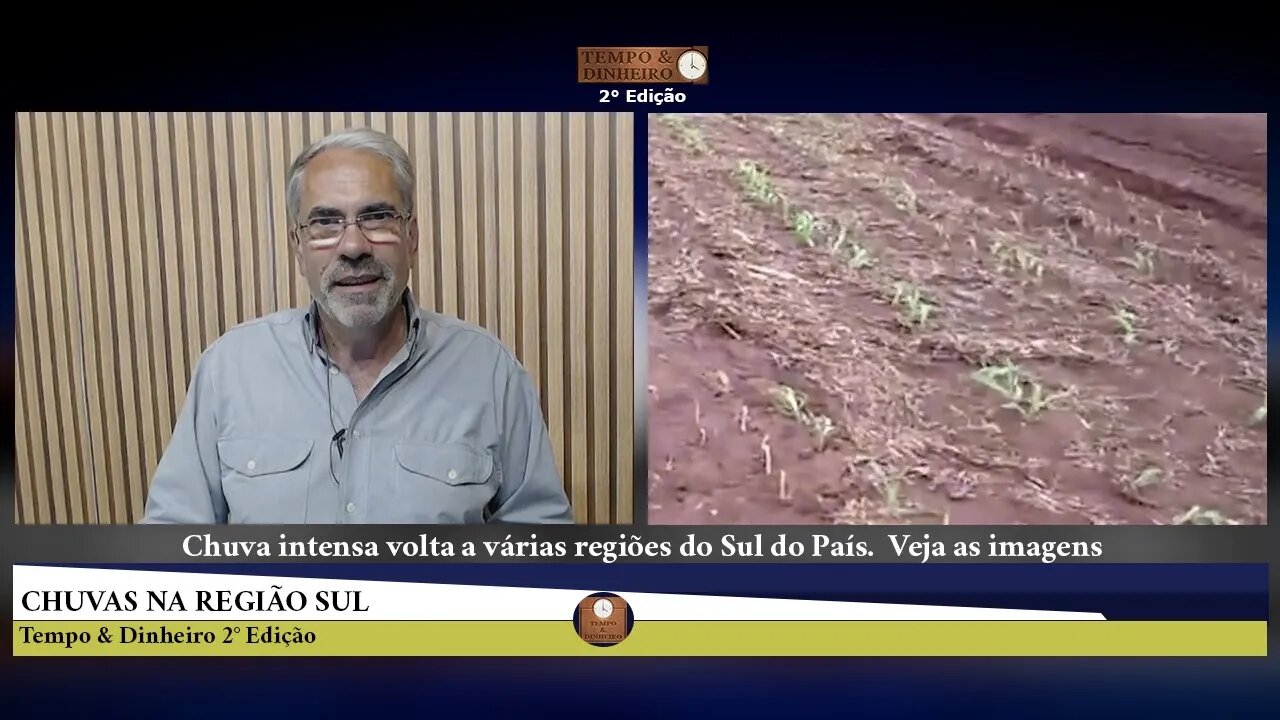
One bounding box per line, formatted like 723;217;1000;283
287;112;308;308
102;112;148;521
34;112;91;523
567;112;589;516
134;113;170;464
211;112;239;329
481;112;499;335
119;113;163;517
251;112;274;316
82;112;130;523
613;112;635;523
15;151;52;524
49;112;95;523
268;113;291;311
541;113;567;484
15;333;36;523
154;113;189;435
458;113;480;325
15;112;635;525
518;113;541;396
230;112;258;319
591;112;612;522
409;113;436;310
435;113;459;319
174;114;203;394
65;112;114;524
497;113;517;350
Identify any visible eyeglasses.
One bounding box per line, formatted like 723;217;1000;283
297;209;411;244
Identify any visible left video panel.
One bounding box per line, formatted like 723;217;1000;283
13;111;637;525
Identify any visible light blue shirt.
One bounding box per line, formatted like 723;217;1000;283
140;290;573;524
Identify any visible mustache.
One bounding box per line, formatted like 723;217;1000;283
324;258;392;287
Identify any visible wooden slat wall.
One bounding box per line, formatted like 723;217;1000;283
14;111;635;525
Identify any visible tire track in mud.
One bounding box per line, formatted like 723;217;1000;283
933;113;1268;238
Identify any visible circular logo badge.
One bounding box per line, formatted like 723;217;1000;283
573;592;634;647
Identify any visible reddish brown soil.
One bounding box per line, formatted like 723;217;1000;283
647;113;1267;526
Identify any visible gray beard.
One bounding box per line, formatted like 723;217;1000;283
316;280;399;329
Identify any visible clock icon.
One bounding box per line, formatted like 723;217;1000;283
592;598;615;618
677;49;707;81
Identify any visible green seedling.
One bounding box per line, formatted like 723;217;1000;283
771;384;839;452
1121;244;1156;276
844;243;875;269
658;114;710;153
1113;306;1139;344
1173;506;1239;525
1250;398;1266;425
829;222;848;252
891;282;935;330
735;160;779;205
890;180;920;214
1119;467;1164;503
771;385;808;422
1014;246;1045;280
788;208;818;247
875;473;906;517
971;360;1071;419
989;234;1044;281
809;414;836;452
831;223;875;269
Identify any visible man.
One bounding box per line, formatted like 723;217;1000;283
141;128;573;524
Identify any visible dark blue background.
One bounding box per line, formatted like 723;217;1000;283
7;18;1276;717
44;562;1271;620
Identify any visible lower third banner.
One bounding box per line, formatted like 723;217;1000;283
11;565;1265;656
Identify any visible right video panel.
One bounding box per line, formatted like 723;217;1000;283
647;113;1267;526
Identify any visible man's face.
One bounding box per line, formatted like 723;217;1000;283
293;148;418;329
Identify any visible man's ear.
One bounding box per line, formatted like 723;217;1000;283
407;217;420;269
290;231;304;275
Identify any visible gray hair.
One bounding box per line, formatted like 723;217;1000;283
285;127;415;227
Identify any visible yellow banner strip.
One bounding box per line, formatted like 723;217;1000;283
12;621;1265;657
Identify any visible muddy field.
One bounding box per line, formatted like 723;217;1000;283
647;113;1267;525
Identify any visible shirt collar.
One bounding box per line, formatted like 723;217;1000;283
303;288;423;360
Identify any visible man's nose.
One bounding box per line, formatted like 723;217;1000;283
335;221;372;256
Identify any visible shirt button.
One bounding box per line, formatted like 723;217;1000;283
329;366;339;375
246;460;256;471
345;502;356;513
448;469;458;480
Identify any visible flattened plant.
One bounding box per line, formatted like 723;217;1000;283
891;282;935;330
1118;466;1164;505
971;360;1072;419
658;114;710;153
771;384;839;452
831;221;875;269
1112;306;1140;345
1120;243;1157;276
735;159;779;205
787;207;819;247
989;234;1044;281
1173;506;1239;526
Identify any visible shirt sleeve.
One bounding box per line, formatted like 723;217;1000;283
488;360;574;524
138;351;228;524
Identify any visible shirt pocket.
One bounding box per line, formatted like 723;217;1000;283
217;437;315;523
392;441;497;523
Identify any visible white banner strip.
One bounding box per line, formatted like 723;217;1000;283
13;565;1105;621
